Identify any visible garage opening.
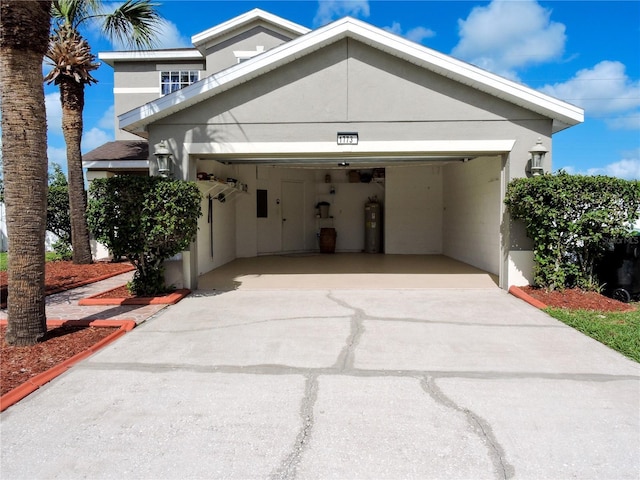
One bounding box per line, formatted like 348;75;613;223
192;147;505;289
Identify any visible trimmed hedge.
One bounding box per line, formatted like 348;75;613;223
87;176;202;296
505;172;640;291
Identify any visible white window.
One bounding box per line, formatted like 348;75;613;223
160;70;199;96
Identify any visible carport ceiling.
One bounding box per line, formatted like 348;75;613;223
201;154;478;169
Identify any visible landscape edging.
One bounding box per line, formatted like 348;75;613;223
0;319;136;412
509;285;548;309
78;286;190;306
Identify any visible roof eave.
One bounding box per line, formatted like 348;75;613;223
98;49;203;67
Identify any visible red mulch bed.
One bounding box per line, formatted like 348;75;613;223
1;260;134;399
520;286;637;312
92;284;135;299
0;324;117;396
79;285;190;306
88;285;183;300
0;260;134;306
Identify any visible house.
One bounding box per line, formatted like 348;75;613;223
85;8;584;290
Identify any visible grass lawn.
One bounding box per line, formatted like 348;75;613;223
546;306;640;363
0;252;62;271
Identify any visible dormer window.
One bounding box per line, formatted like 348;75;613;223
160;70;199;95
234;45;265;64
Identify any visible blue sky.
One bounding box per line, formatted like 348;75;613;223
43;0;640;179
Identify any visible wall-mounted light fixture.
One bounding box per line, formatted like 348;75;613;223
528;138;548;177
154;140;173;178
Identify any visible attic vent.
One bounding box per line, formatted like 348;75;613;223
234;45;265;63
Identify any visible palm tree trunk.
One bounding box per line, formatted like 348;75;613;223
0;0;52;345
59;78;93;264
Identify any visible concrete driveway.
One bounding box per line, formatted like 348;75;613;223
1;287;639;479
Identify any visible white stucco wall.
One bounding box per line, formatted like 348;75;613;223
250;167;317;255
443;156;501;275
384;166;443;254
508;250;535;287
203;26;294;75
233;166;383;257
196;161;240;275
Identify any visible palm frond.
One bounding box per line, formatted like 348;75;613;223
44;24;99;86
102;0;162;49
51;0;97;28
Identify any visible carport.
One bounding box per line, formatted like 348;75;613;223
114;15;583;291
188;143;507;291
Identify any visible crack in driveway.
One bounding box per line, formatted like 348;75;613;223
421;376;515;480
329;292;365;371
269;374;318;480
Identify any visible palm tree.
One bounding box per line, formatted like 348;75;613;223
0;0;52;345
44;0;161;264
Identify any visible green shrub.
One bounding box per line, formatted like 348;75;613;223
46;164;72;253
87;176;202;296
505;172;640;291
51;239;73;260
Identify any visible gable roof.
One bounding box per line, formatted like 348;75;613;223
119;16;584;136
191;8;310;54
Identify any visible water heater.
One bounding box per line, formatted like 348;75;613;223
364;201;382;253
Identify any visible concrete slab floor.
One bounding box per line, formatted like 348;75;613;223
198;253;499;290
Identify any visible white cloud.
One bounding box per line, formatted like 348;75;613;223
46;93;113;153
150;19;192;49
47;145;67;166
314;0;370;27
45;92;62;138
596;159;640;180
46;128;112;166
561;149;640;180
97;105;115;130
540;61;640;130
384;22;435;44
451;0;566;80
107;17;191;49
606;114;640;131
82;127;112;152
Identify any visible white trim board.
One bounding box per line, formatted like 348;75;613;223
187;140;515;162
82;160;150;169
113;87;160;94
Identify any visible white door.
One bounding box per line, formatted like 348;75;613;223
281;181;305;252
